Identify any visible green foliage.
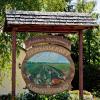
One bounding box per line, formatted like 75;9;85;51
72;64;100;98
43;0;66;11
0;90;95;100
16;91;70;100
68;0;100;66
0;32;12;84
69;90;94;100
0;0;67;84
0;0;41;11
84;28;100;65
76;0;96;13
0;94;11;100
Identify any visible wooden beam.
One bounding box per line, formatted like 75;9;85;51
79;30;83;100
4;24;92;32
14;24;80;33
16;28;78;33
12;28;17;100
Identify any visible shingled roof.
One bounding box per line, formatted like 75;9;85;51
4;10;97;33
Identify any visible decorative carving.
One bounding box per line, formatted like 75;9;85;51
25;36;71;50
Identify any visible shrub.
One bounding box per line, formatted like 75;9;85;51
0;90;96;100
68;90;93;100
72;64;100;97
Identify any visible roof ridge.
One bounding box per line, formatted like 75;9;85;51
6;10;91;17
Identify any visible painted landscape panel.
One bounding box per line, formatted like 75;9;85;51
24;52;70;86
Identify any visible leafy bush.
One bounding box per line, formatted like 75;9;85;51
16;90;94;100
68;90;93;100
16;91;70;100
72;64;100;98
0;90;95;100
0;93;11;100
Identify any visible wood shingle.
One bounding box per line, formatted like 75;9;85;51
4;10;97;33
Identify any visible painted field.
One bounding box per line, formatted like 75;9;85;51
24;62;70;86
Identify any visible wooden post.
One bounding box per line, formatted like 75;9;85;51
12;29;16;100
79;30;83;100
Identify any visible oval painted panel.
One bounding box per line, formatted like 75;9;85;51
24;52;70;86
21;44;75;94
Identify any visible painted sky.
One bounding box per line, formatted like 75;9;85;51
28;52;70;63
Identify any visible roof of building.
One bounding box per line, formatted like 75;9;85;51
3;10;97;33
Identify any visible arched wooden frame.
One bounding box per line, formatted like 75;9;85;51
25;36;71;50
21;37;75;94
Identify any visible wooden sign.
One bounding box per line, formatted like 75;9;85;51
21;36;75;94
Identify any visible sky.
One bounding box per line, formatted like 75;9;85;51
28;52;70;63
94;0;100;13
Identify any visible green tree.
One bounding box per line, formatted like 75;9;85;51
0;0;67;85
76;0;96;13
76;0;100;65
70;0;100;95
40;0;66;11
